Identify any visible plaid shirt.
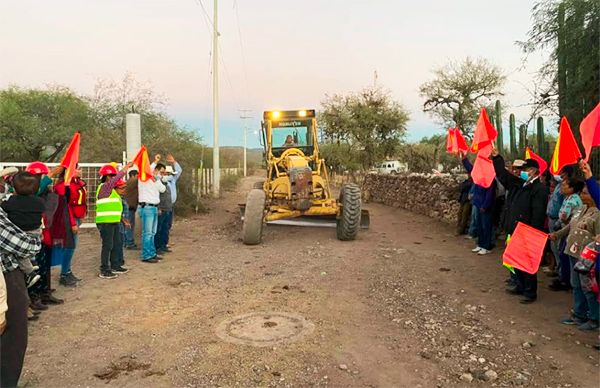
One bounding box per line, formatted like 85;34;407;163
0;208;42;273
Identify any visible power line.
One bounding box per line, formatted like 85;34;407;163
233;0;250;99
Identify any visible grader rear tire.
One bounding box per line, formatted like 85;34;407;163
242;189;266;245
336;183;362;241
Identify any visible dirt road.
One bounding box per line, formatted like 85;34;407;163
22;176;599;387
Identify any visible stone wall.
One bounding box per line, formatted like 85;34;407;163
362;173;464;225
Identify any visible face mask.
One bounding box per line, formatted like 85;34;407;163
161;176;172;183
554;175;562;183
520;171;529;181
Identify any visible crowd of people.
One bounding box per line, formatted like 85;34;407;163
0;153;181;387
456;149;599;346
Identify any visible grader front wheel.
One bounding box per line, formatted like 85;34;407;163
336;183;362;241
242;189;266;245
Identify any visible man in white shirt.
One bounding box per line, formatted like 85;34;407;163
138;164;166;263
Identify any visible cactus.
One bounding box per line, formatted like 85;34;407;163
495;100;503;154
519;124;527;154
536;117;545;159
509;113;517;157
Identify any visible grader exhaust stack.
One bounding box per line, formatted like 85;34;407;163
240;109;369;245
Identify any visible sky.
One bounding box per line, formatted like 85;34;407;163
0;0;550;149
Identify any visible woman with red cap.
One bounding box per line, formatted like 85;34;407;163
25;162;65;308
96;162;132;279
51;165;87;287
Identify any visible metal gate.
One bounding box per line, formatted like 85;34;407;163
0;162;111;228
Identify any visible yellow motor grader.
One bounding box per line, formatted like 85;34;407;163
241;109;369;245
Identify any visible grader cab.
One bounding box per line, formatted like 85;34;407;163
241;109;369;245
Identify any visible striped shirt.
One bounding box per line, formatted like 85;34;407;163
0;208;42;273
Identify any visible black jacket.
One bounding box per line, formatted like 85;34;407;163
492;155;548;235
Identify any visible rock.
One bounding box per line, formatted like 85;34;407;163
483;370;498;381
460;373;474;383
478;357;486;364
338;364;348;371
522;341;535;348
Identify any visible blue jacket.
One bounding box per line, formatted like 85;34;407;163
462;159;496;211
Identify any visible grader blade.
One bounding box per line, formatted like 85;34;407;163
239;204;369;229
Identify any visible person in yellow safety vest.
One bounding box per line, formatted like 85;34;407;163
96;162;132;279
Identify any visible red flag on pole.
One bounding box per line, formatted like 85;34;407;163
502;222;548;274
524;146;548;175
550;117;582;174
446;128;456;153
580;102;600;162
470;108;498;153
455;128;469;153
60;132;81;186
132;146;154;182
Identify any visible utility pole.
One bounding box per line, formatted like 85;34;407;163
212;0;220;198
239;109;252;177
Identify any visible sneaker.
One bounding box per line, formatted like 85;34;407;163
25;272;41;288
59;274;78;287
142;258;159;263
112;266;129;274
549;280;571;291
158;248;173;253
464;235;475;240
154;255;164;261
66;272;81;282
477;248;491;255
41;293;64;305
99;271;118;279
472;247;483;253
30;297;48;311
578;320;599;331
505;287;522;295
560;316;587;325
125;245;140;251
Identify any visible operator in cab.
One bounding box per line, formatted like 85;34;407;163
282;135;297;147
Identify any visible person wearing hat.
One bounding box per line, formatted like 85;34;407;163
0;167;19;202
96;162;132;279
492;149;549;303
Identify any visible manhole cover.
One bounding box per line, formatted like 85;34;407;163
216;312;315;347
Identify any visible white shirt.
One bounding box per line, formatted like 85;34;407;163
138;178;166;205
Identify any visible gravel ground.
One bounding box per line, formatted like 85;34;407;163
20;175;599;387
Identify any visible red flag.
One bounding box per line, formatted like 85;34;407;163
455;128;469;153
471;144;496;188
132;146;154;182
60;132;80;185
446;128;456;153
502;222;548;274
580;102;600;162
524;146;548;175
550;117;582;174
470;108;498;153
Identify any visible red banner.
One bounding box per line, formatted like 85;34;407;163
502;222;548;274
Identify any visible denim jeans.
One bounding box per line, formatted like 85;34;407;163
468;204;479;238
97;223;122;272
476;210;493;250
558;239;571;285
124;208;136;247
570;257;600;321
53;218;81;275
139;205;158;260
155;210;173;251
